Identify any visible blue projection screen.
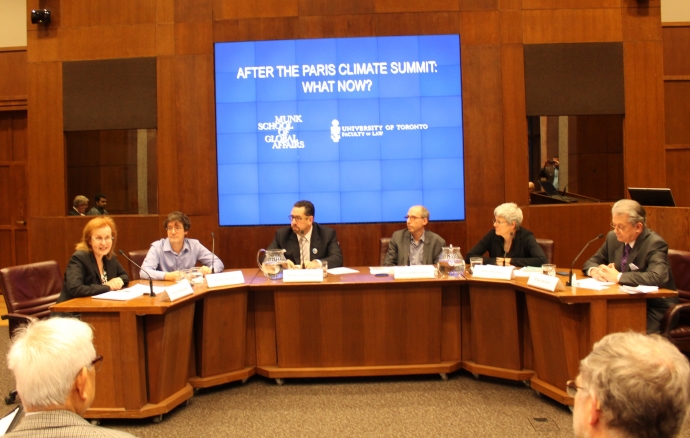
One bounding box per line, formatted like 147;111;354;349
215;35;465;226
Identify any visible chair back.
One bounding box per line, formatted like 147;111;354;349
536;238;554;264
127;250;149;281
0;261;62;334
379;238;391;266
668;249;690;302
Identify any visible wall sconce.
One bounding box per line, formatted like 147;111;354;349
31;9;51;25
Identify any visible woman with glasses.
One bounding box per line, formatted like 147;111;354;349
465;202;548;267
57;217;129;303
140;211;224;281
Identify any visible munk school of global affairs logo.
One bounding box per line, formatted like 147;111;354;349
257;115;305;149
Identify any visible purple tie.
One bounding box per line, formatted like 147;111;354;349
620;244;631;272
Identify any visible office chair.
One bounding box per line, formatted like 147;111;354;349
127;249;149;280
0;260;63;404
661;249;690;354
379;237;391;266
536;238;555;264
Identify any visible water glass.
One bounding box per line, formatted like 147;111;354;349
542;264;556;277
470;257;483;273
320;260;328;278
188;267;204;286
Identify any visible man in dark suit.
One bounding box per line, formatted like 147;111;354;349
267;200;343;269
384;205;446;266
583;199;678;334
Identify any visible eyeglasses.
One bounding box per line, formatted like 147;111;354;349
565;379;585;397
404;215;422;221
288;215;308;222
92;236;113;243
79;355;104;376
166;226;184;233
610;222;630;232
493;219;508;226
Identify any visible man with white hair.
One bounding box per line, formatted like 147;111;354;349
384;205;446;266
583;199;678;333
5;318;136;437
570;331;690;438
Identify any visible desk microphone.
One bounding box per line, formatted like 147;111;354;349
118;250;156;297
566;234;604;286
211;232;216;274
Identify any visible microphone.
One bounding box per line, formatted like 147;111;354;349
118;250;156;297
562;169;596;196
566;234;604;286
211;232;216;274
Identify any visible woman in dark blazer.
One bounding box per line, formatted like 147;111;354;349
466;202;548;267
57;216;129;303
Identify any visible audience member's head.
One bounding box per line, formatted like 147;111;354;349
72;195;89;214
7;318;102;415
571;331;690;438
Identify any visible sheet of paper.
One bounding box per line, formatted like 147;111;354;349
393;265;436;280
327;267;359;275
206;271;245;288
127;283;166;295
514;267;542;278
370;267;395;275
283;269;324;283
92;289;144;301
572;278;609;291
0;405;22;435
619;285;659;294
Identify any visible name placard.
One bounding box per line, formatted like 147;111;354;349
282;268;324;283
393;265;436;280
527;274;565;292
165;279;194;302
471;265;515;280
206;271;246;288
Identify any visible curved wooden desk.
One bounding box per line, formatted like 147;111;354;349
464;272;677;405
50;268;258;420
251;268;465;380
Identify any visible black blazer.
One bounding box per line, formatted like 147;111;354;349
58;250;129;303
267;223;343;268
465;228;548;267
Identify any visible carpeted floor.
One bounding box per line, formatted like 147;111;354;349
1;330;690;437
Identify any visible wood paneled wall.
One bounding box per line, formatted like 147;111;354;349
19;0;674;272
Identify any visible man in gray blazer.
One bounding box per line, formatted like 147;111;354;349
583;199;678;334
5;318;136;437
384;205;446;266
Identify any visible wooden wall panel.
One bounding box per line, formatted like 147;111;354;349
374;0;459;13
522;0;622;8
60;25;157;61
174;0;213;23
527;203;613;268
174;55;217;216
646;207;690;252
156;57;178;214
664;81;690;146
26;28;61;64
175;21;214;55
622;5;662;42
374;12;465;38
458;11;500;46
27;62;64;217
666;150;690;208
501;44;528;206
523;9;623;44
298;0;375;16
461;45;504;248
663;27;690;76
237;17;300;41
212;0;298;20
30;218;67;268
0;50;27;100
59;0;157;27
500;10;522;44
298;15;376;39
0;231;11;270
0;116;11;162
623;41;666;188
12;114;26;162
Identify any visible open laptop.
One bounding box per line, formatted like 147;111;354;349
628;187;676;207
539;180;578;203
